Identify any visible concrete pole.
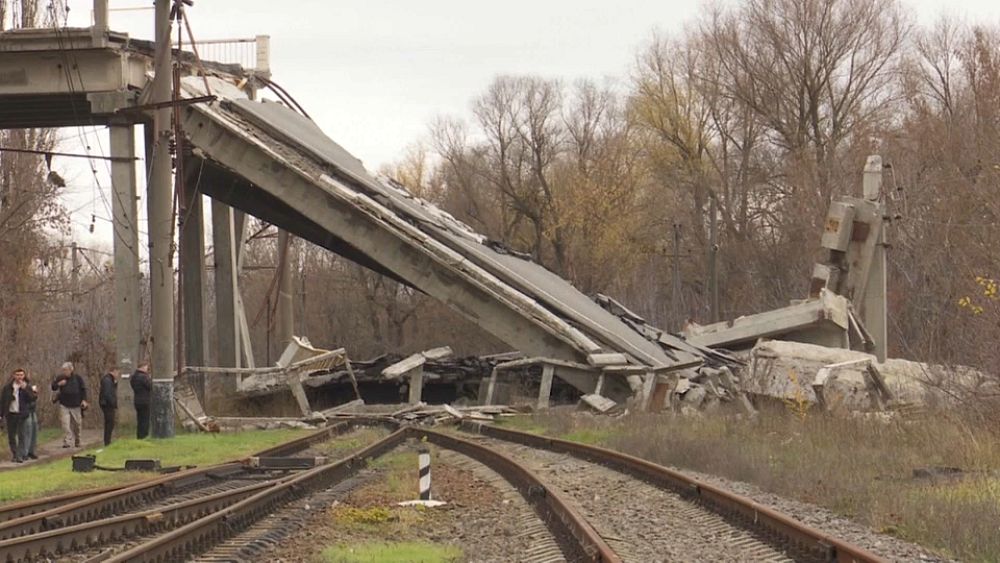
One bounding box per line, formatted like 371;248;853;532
298;262;307;336
70;242;79;301
70;242;81;350
148;0;175;438
670;222;682;331
92;0;108;44
863;155;888;362
110;123;139;419
276;230;294;352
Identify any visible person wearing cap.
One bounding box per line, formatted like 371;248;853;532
51;362;88;448
1;369;37;462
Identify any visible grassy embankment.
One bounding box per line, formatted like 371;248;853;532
0;428;310;503
499;409;1000;563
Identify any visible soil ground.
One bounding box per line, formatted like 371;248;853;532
269;441;554;562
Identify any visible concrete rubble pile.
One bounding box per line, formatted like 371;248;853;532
303;351;517;392
321;401;523;425
745;340;993;413
592;293;755;415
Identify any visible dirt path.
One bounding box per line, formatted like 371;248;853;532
0;427;102;472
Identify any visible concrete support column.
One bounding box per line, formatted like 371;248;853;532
110;122;139;420
537;364;554;410
276;229;294;352
408;366;424;405
212;201;241;370
483;368;498;406
181;176;207;400
148;0;175;438
232;211;255;369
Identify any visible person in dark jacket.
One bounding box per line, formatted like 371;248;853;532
98;368;119;446
130;362;152;439
1;369;37;462
51;362;88;448
23;372;39;459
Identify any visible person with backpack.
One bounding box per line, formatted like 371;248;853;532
130;362;152;439
51;362;88;448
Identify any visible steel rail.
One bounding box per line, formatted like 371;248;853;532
412;427;620;563
0;419;360;532
106;426;618;563
459;421;889;563
0;479;278;562
105;428;409;562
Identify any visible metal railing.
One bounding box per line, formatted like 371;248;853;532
173;35;271;74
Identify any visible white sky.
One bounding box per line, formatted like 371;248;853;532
45;0;1000;251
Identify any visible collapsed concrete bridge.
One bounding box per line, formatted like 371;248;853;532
0;19;900;424
0;24;704;416
176;76;707;403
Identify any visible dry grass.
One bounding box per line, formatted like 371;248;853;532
511;407;1000;562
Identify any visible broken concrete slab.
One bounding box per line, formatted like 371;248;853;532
580;394;617;413
745;340;981;411
674;378;692;395
317;398;365;417
685;289;852;351
682;385;707;408
383;354;428;379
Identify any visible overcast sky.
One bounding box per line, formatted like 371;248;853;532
47;0;1000;248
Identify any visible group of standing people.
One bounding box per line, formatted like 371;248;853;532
1;361;154;463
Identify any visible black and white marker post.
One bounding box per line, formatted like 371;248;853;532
399;446;446;508
419;449;432;500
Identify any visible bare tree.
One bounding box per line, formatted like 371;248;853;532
701;0;909;201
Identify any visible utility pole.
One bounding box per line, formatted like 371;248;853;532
862;156;888;361
148;0;175;438
70;242;79;302
707;196;720;323
70;242;82;354
298;260;307;336
670;222;683;331
276;230;294;352
110;121;140;421
92;0;108;43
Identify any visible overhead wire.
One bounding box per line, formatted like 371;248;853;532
46;2;143;258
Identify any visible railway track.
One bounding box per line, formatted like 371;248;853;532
0;417;893;562
0;418;361;526
0;420;385;562
453;421;889;563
